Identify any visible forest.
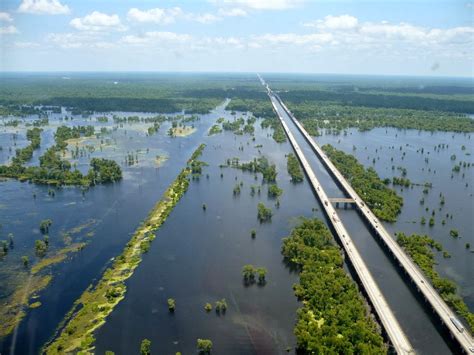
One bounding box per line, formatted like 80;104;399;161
281;218;386;353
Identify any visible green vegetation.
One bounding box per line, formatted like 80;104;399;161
225;156;277;182
0;74;228;114
257;202;272;222
397;233;474;332
322;144;403;222
208;124;222;136
278;83;474;133
168;298;176;312
197;338;213;354
44;144;206;354
267;184;283;198
0;126;122;187
282;218;386;353
40;219;52;234
12;127;42;165
286;153;304;183
0;275;53;338
450;229;459;238
215;299;227;314
204;303;213;312
140;339;151;355
242;264;256;283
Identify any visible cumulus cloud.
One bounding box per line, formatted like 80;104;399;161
18;0;70;15
0;12;13;22
70;11;126;32
215;0;303;10
218;8;247;17
15;41;40;48
304;15;358;30
189;13;221;24
46;32;117;49
0;25;18;35
121;31;192;46
127;7;183;25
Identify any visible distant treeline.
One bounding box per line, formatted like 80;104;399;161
280;89;474;113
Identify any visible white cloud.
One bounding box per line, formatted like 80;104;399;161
18;0;70;15
46;32;117;49
189;13;221;24
15;41;40;48
218;8;247;17
253;32;333;45
121;31;192;45
70;11;126;32
0;25;18;35
217;0;302;10
0;12;13;22
127;7;183;25
304;15;359;30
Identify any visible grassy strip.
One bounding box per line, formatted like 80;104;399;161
322;144;403;222
0;243;88;338
31;243;86;275
0;275;52;338
282;218;386;353
44;144;206;354
396;233;474;333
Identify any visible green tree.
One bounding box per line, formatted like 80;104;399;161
22;255;29;267
197;339;213;354
242;264;256;283
256;267;267;285
140;339;151;355
168;298;176;312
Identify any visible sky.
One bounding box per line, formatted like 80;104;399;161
0;0;473;76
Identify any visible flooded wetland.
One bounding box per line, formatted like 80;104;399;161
0;73;472;354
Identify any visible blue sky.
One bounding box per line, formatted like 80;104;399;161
0;0;473;76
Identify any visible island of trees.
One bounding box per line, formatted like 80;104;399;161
282;218;386;353
397;232;474;332
322;144;403;222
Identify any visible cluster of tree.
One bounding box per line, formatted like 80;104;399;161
0;126;122;186
392;176;411;187
242;264;267;285
286;153;304;183
257;202;272;222
396;232;474;332
267;184;283;198
225;97;287;142
281;218;386;353
208;124;222;136
225;156;277;182
322;144;403;222
147;123;160;136
12;127;42;165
